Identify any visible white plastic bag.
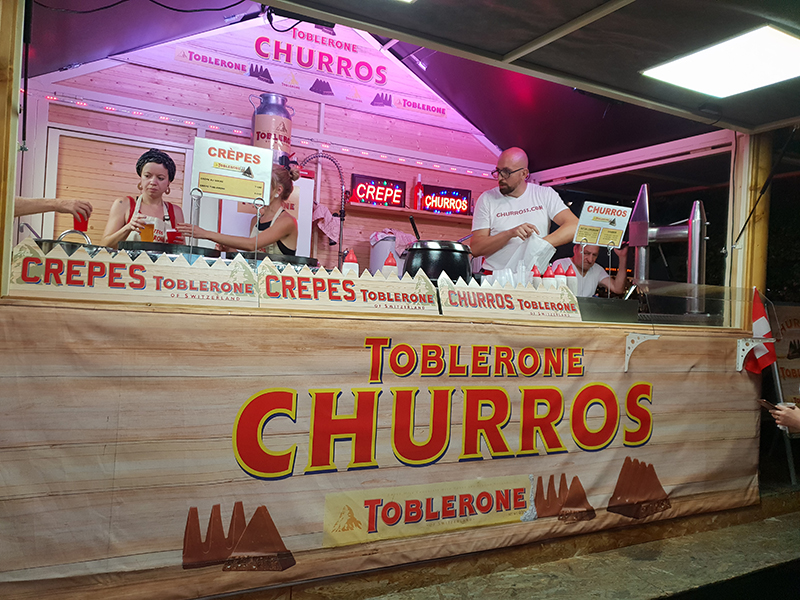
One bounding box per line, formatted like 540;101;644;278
504;235;555;277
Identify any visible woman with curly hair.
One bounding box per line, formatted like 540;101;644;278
101;148;185;248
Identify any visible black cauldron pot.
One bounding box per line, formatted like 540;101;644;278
402;240;472;283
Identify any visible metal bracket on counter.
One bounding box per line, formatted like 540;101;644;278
736;338;775;372
625;333;660;372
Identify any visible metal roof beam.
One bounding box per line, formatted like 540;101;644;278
502;0;638;64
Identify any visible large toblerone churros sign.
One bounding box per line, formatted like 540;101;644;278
0;304;759;599
0;253;759;599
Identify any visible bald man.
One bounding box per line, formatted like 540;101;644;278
471;147;578;273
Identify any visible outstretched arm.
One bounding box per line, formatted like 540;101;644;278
542;208;578;248
601;245;629;294
175;213;296;252
15;197;93;219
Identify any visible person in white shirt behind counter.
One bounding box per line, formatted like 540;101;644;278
553;243;629;297
470;147;578;274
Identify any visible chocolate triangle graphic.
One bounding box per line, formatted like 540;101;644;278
534;473;569;517
182;501;246;569
370;92;392;107
607;457;671;519
249;64;274;84
309;78;334;96
223;505;296;571
558;476;596;523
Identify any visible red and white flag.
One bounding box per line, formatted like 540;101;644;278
744;287;777;373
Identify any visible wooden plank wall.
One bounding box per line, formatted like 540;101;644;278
46;62;498;268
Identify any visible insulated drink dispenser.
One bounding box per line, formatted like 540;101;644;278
251;92;294;165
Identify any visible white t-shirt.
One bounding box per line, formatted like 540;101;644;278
553;257;609;297
472;183;569;271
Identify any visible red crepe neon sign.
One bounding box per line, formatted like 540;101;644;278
350;174;405;207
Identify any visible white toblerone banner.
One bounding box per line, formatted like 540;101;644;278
12;239;580;321
10;238;259;308
438;275;582;322
10;239;440;315
256;259;440;315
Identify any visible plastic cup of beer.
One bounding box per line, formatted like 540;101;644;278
140;223;155;243
73;214;89;232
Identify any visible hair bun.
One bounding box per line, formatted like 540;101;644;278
288;166;301;181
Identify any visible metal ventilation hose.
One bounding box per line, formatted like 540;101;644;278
299;152;347;269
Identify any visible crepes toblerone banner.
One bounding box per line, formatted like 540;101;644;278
0;294;758;598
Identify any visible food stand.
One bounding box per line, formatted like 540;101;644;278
0;7;773;600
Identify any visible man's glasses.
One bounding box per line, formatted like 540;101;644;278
491;167;525;180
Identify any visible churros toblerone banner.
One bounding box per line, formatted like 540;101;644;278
0;298;760;599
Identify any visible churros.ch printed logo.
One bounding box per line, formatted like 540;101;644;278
496;206;543;218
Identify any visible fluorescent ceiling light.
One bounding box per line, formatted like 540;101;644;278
643;26;800;98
